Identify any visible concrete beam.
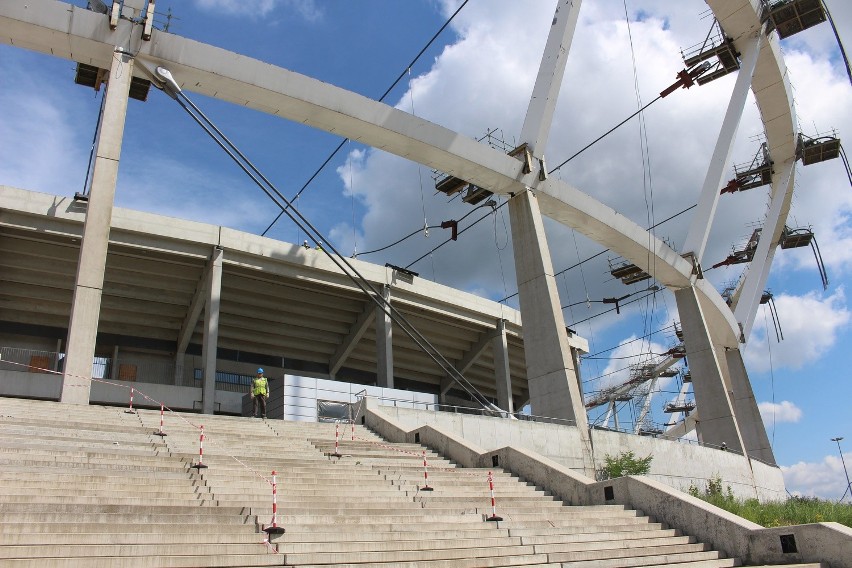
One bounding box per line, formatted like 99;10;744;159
439;327;500;396
329;298;377;378
175;248;218;357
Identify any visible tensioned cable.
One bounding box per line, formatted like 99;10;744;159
549;95;662;174
356;200;492;258
261;0;471;237
498;203;697;304
582;322;676;359
349;140;359;256
158;79;498;412
81;90;108;196
405;199;512;269
824;0;852;86
763;306;777;448
568;289;659;327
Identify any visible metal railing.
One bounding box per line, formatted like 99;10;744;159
354;392;577;427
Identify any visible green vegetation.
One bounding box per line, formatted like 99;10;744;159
599;450;653;480
688;476;852;528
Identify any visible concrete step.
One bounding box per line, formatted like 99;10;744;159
0;553;286;567
281;543;542;565
0;531;266;546
555;546;722;566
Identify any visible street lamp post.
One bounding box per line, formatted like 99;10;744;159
830;437;851;502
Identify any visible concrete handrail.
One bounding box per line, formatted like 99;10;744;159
359;399;851;567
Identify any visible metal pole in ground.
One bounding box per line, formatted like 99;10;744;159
330;423;342;458
124;387;136;414
264;470;286;535
485;471;502;521
192;425;208;469
421;449;433;491
154;402;167;437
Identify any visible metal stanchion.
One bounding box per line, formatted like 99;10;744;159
154;403;167;437
264;470;286;535
124;387;136;414
330;423;342;458
485;471;502;521
191;425;208;469
421;449;433;491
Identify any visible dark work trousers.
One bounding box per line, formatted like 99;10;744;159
253;395;267;417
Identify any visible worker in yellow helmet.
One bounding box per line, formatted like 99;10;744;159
252;368;269;419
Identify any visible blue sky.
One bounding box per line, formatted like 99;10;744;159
1;0;851;499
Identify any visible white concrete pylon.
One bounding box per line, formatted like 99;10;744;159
508;0;590;440
61;48;135;404
681;29;764;264
201;247;223;414
734;161;796;339
518;0;583;157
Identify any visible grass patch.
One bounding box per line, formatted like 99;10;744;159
689;476;852;528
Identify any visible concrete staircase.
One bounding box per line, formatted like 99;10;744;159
0;396;827;567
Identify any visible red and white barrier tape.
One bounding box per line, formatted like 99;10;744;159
2;359;273;486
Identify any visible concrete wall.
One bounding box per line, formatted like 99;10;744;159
245;376;438;421
362;400;850;568
0;370;243;413
379;405;786;501
380;405;587;470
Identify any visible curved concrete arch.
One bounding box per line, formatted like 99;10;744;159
0;0;794;350
0;0;805;463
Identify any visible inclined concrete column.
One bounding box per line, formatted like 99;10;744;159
725;348;776;465
376;285;394;388
492;319;514;414
681;30;763;263
674;286;746;453
201;248;223;414
508;189;589;433
61;48;135;404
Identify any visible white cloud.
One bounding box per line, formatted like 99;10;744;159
782;455;852;500
745;288;850;372
758;400;802;424
194;0;322;20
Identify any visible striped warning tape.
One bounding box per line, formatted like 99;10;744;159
1;359;273;486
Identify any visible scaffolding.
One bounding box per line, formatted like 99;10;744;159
681;19;740;85
721;143;774;194
609;260;651;285
762;0;827;39
711;228;762;269
797;131;841;165
433;128;515;204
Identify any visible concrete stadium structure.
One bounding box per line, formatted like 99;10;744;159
0;0;838;507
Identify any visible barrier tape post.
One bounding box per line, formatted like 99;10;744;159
264;470;286;535
330;423;342;458
485;471;502;521
124;387;136;414
191;425;208;469
351;420;355;442
154;402;167;437
421;449;433;491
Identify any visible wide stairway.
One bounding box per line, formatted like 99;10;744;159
0;397;826;567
